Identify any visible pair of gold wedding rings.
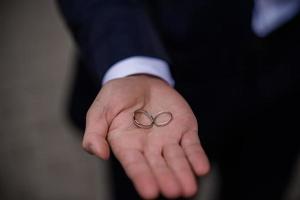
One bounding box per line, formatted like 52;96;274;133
133;109;173;129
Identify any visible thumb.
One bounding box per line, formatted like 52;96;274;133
82;103;110;160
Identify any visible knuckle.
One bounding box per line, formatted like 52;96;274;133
81;140;89;150
81;142;94;155
81;138;92;152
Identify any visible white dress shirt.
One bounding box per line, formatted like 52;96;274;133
102;0;300;86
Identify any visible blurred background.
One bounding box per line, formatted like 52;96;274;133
0;0;299;200
0;0;110;199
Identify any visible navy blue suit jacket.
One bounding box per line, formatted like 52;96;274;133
57;0;253;85
57;1;300;139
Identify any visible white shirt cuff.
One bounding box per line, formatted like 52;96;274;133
102;56;175;86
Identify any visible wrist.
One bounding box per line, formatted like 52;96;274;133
128;73;170;84
125;74;171;89
101;74;174;101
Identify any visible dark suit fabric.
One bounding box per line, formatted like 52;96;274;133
57;1;300;199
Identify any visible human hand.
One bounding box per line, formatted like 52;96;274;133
82;75;210;199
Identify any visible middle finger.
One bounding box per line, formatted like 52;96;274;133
145;150;182;198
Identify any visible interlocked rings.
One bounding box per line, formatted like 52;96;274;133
133;109;154;129
133;109;173;129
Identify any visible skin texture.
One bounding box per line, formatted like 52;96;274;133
82;75;210;199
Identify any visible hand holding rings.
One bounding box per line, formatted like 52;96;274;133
133;109;173;129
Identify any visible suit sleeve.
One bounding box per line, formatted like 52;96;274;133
57;0;170;85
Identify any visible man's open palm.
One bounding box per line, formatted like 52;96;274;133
82;75;210;199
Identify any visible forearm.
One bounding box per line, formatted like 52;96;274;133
57;0;170;83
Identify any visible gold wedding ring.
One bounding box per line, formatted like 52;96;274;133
133;109;173;129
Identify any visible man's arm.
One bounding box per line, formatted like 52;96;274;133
57;1;210;198
57;0;170;84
